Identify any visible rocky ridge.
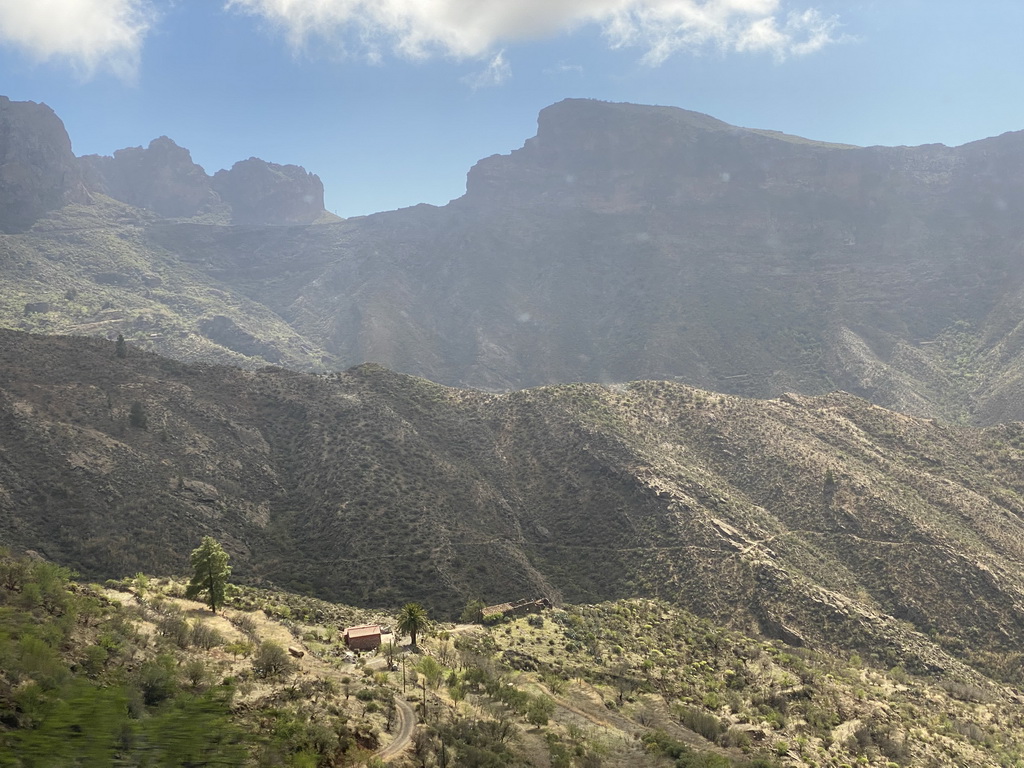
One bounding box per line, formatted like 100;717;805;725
5;97;1024;423
0;95;326;231
80;138;326;225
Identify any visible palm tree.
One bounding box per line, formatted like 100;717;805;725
397;602;429;647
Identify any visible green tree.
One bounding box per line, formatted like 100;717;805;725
129;401;148;430
526;695;555;728
417;655;443;689
397;602;429;647
185;537;231;614
460;598;486;624
115;333;127;358
252;640;294;679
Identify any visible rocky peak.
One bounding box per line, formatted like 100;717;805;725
0;96;88;233
211;158;325;225
79;136;216;219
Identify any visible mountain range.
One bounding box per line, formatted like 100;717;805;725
3;95;1024;422
6;93;1024;693
4;329;1024;687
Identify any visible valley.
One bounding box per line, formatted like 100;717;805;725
4;92;1024;766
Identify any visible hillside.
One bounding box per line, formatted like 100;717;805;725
5;330;1024;687
4;97;1024;421
5;549;1024;767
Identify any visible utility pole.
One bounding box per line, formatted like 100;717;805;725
422;675;428;722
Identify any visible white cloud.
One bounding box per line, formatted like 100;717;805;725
227;0;840;64
0;0;154;78
545;62;585;76
461;50;511;89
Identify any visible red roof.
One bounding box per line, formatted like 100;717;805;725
345;624;381;639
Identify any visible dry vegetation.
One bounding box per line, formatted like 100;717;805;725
5;552;1024;767
5;331;1024;689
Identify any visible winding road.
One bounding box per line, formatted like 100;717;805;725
376;695;416;763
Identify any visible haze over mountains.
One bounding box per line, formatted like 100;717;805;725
2;95;1024;422
7;91;1024;702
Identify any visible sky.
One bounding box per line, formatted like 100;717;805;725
1;1;1023;218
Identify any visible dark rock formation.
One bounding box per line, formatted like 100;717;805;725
80;136;217;218
211;158;325;225
0;96;89;233
79;139;325;224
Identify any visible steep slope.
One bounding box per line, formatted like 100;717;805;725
0;96;89;233
5;97;1024;420
0;197;338;369
4;330;1024;683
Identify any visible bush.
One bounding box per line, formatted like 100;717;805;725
252;641;295;679
138;656;178;705
230;613;260;640
526;695;555;727
183;658;209;689
719;728;752;749
190;622;223;650
81;645;108;677
156;615;191;648
675;704;725;742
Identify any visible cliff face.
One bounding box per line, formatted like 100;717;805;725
211;158;325;225
0;97;89;233
408;99;1024;408
80;140;326;224
0;95;327;227
5;96;1024;423
463;98;984;216
80;137;217;218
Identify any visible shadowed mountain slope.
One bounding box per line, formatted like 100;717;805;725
4;329;1024;682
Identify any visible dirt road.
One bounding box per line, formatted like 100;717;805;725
376;696;416;763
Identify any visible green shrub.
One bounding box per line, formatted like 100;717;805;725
252;641;294;679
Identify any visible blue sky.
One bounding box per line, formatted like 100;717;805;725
2;1;1023;218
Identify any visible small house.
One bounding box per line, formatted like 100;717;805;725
344;624;382;652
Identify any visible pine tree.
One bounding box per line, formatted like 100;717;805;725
115;334;127;358
185;537;231;614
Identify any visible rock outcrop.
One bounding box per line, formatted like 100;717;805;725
80;140;326;224
79;137;217;218
0;96;89;232
212;158;325;225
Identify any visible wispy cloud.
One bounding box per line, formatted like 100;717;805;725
226;0;841;64
461;51;511;90
545;62;585;76
0;0;155;79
